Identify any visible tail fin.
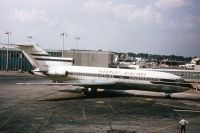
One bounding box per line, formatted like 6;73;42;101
7;43;73;70
14;43;49;69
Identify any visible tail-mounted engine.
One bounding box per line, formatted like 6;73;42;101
43;69;68;77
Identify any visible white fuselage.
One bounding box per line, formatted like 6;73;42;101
34;65;190;93
46;65;180;81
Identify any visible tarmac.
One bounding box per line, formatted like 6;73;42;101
0;71;200;133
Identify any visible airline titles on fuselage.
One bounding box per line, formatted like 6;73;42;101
98;70;147;77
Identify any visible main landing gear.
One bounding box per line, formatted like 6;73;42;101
80;88;97;96
165;93;171;99
81;88;88;95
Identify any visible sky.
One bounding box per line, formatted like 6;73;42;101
0;0;200;57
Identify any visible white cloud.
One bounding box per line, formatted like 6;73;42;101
167;21;181;29
150;14;200;30
84;0;162;24
84;0;112;15
155;0;187;9
9;8;49;24
112;5;162;24
8;8;59;28
183;15;200;29
112;4;136;20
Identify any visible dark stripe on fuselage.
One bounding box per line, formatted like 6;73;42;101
34;58;72;62
31;53;50;56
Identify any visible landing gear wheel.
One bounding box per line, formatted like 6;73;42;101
91;88;97;95
165;94;171;99
81;88;88;95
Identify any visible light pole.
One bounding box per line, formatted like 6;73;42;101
5;31;11;71
74;36;80;49
60;33;67;57
20;53;23;72
27;35;32;42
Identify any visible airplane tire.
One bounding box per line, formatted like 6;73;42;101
81;88;88;95
91;88;97;95
165;94;171;99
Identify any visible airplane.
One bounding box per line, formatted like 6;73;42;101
0;43;193;97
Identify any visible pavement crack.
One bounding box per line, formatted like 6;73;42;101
37;109;55;133
82;107;87;120
105;101;116;113
0;115;14;129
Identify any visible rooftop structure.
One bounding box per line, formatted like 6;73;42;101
64;49;115;67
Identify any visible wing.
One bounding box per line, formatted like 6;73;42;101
17;81;117;89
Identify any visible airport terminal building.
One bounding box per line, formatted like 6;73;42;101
64;49;115;67
0;48;61;71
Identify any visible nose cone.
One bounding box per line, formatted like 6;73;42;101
165;72;182;80
152;71;182;80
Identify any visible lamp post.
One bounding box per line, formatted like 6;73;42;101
60;33;67;57
74;36;80;49
27;35;32;42
20;53;23;72
5;31;11;71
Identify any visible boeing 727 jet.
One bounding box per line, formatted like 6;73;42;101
1;43;193;97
